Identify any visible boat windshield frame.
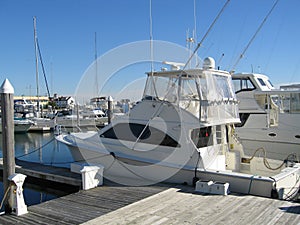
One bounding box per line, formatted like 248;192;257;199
143;69;240;124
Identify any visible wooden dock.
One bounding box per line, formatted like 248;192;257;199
84;186;300;225
0;181;169;224
0;183;299;225
0;158;82;187
0;160;299;224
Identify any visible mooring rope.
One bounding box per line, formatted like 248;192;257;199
15;137;56;159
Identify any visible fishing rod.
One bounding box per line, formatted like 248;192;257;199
132;0;231;151
230;0;280;73
183;0;231;71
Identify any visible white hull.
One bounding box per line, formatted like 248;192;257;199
232;73;300;162
0;119;34;133
54;116;107;132
236;114;300;161
57;133;300;199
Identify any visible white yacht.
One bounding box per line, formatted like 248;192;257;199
232;72;300;161
0;118;35;133
56;58;300;200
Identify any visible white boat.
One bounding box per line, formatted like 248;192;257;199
54;108;108;132
0;118;35;133
56;58;300;200
232;72;300;161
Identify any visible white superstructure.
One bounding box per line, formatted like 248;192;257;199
232;72;300;161
56;59;300;200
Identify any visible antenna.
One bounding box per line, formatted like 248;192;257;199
149;0;154;73
182;0;231;71
146;0;159;98
230;0;280;73
217;53;225;69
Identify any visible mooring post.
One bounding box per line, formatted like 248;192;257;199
107;96;113;124
0;79;15;213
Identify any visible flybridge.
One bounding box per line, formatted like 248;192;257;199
143;57;240;124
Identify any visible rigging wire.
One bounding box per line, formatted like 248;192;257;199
230;0;280;73
182;0;231;71
36;38;51;98
132;0;231;150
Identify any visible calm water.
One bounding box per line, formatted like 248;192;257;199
0;132;78;212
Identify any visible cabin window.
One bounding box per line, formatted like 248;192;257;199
267;79;274;88
191;127;213;148
100;123;179;147
257;78;267;87
232;78;255;93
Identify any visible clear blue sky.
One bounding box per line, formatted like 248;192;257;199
0;0;299;98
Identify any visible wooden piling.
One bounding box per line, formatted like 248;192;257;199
107;96;113;124
0;79;15;213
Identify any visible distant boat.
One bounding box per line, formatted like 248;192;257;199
0;118;35;133
54;108;108;132
232;72;300;161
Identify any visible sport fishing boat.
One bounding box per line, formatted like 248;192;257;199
56;58;300;200
232;72;300;161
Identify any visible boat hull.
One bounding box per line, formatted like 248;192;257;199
0;119;34;133
57;133;300;200
236;114;300;161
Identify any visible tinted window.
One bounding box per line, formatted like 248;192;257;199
257;78;266;86
101;123;179;147
232;78;255;93
267;79;274;88
191;127;213;148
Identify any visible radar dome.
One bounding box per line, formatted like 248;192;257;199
203;57;215;69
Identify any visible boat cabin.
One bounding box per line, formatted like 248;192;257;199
143;61;239;126
232;72;300;127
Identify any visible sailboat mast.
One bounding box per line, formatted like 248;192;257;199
33;16;40;112
94;32;99;96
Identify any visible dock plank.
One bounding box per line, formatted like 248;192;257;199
0;181;168;224
0;158;82;187
0;159;299;224
0;182;299;224
82;186;300;225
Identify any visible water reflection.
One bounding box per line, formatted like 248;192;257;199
0;132;74;167
0;132;77;211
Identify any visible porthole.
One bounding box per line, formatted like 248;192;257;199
268;132;276;137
